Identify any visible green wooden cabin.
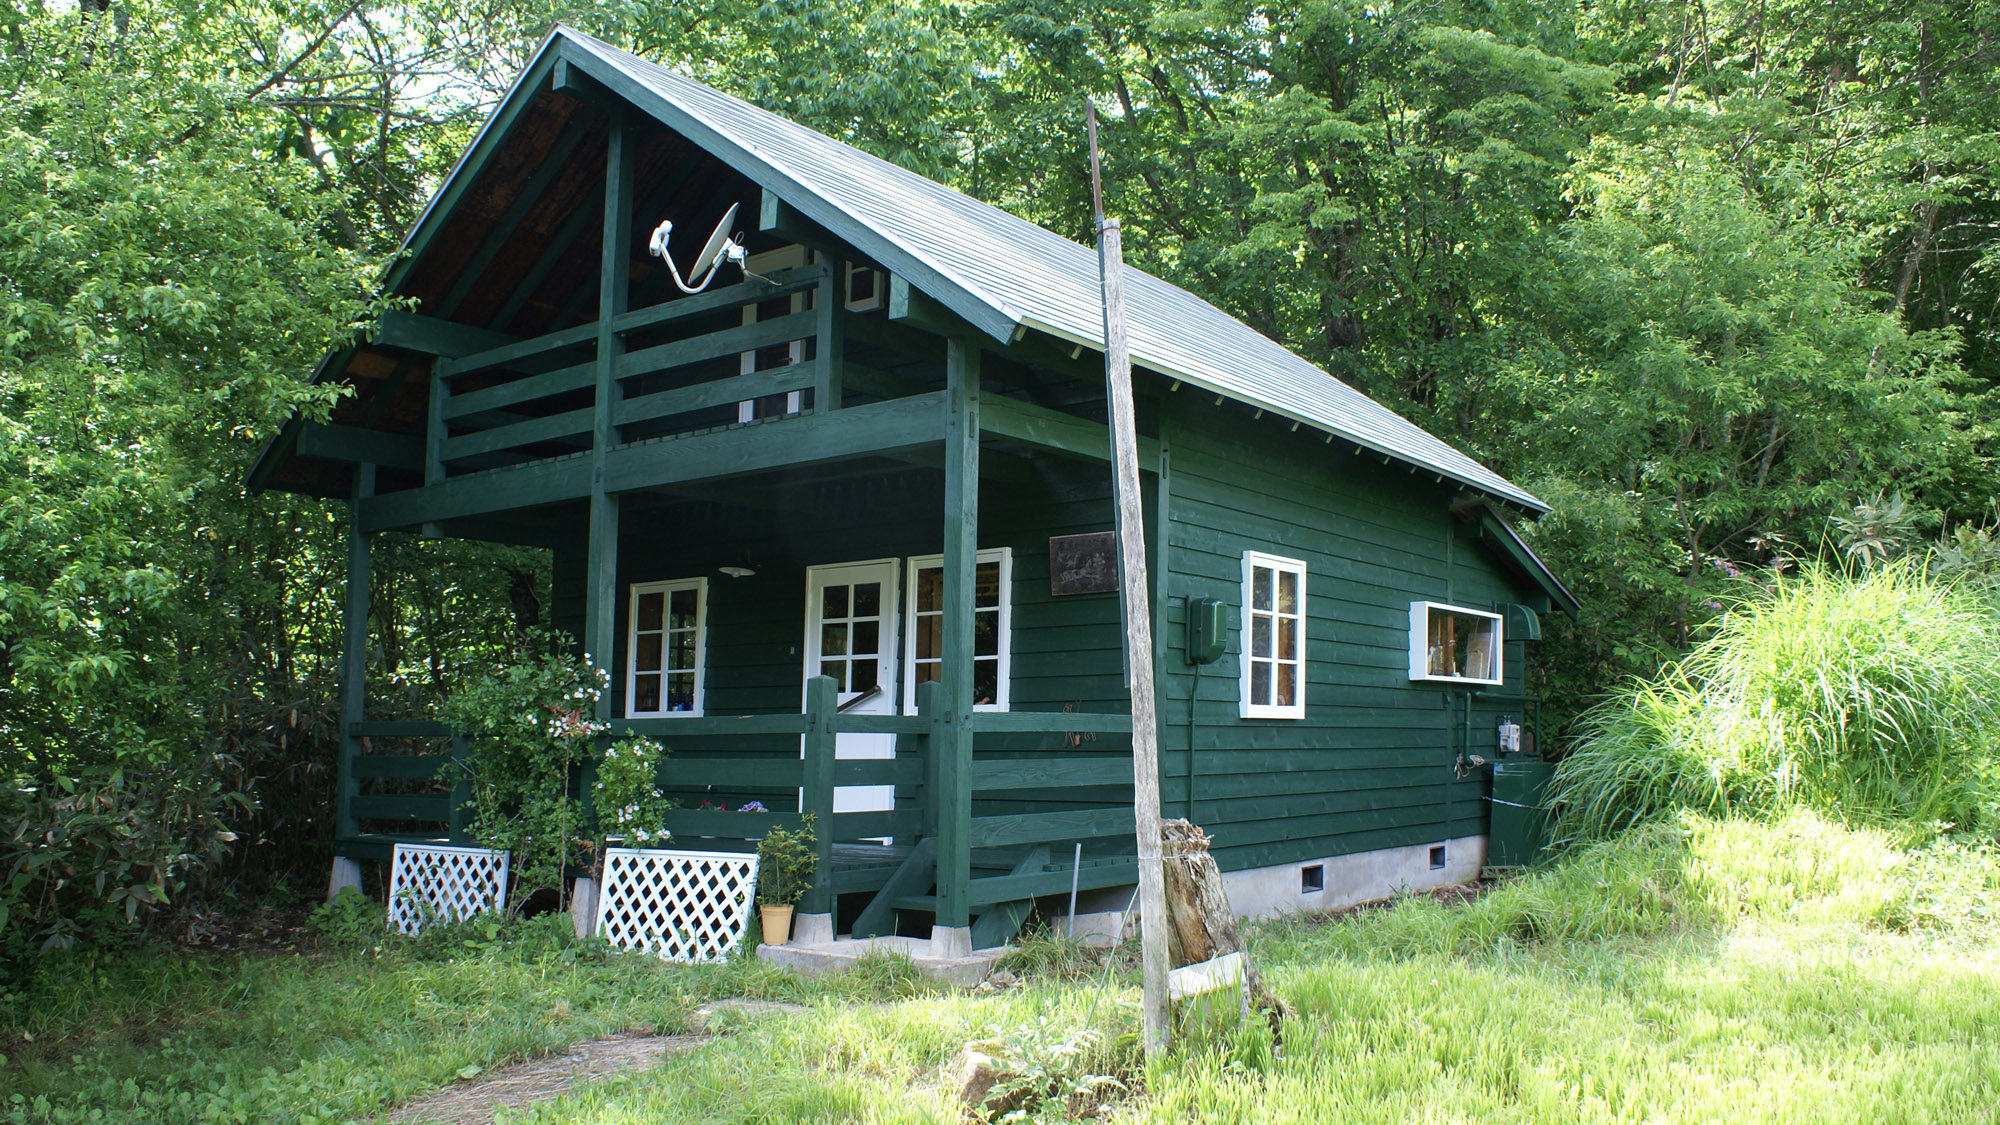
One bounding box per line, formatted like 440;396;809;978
251;27;1576;952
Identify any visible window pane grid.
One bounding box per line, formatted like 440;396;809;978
908;556;1007;710
818;580;885;696
629;580;705;716
1243;555;1306;718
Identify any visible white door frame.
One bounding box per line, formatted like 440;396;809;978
802;559;901;817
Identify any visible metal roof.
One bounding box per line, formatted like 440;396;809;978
556;29;1546;512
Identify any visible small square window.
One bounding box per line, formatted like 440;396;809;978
1300;864;1324;894
1429;845;1447;871
1408;602;1503;686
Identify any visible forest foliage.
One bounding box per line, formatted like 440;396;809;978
1;0;1996;948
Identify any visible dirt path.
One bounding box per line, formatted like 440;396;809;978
382;1000;807;1125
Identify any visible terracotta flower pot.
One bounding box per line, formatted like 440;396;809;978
760;903;795;945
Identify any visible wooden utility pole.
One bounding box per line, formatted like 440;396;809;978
1087;100;1170;1059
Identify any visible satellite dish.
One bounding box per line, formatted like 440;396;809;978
685;202;739;287
646;202;744;294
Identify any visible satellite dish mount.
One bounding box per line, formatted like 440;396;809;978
646;202;748;294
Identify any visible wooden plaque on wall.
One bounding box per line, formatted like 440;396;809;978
1049;531;1118;596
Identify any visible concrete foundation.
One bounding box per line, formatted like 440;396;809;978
1220;834;1487;919
1049;834;1490;933
569;876;599;939
791;911;835;945
756;934;1004;987
327;856;363;902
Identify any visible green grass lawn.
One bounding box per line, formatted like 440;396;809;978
7;813;1999;1124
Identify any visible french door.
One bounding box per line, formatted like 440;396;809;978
803;560;899;816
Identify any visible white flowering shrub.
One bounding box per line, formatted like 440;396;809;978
594;734;672;847
440;640;671;905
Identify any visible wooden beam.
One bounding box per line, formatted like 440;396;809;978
800;675;838;916
551;56;620;109
888;274;970;339
602;392;947;492
813;268;844;411
613;365;814;429
336;464;376;842
442;360;595;420
759;188;840;256
436;320;598;378
375;311;515;359
585;109;636;718
615;262;827;337
979;396;1159;464
357;392;948;531
614;309;815;380
934;336;979;932
294;423;423;472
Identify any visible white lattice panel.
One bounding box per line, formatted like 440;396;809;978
387;843;509;935
594;848;759;963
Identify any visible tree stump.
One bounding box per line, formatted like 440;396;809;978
1159;819;1290;1030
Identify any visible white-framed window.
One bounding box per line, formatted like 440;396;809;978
903;547;1011;712
626;578;708;716
1241;552;1307;719
1408;601;1503;686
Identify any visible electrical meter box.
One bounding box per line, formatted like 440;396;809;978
1186;596;1228;665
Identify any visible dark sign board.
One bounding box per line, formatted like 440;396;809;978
1049;531;1118;596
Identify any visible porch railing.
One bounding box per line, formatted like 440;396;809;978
338;676;1138;926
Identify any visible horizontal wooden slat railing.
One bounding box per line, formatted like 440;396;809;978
337;682;1141;941
430;263;831;469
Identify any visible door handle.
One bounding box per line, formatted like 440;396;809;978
835;686;883;713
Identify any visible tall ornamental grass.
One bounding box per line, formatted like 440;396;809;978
1552;560;2000;843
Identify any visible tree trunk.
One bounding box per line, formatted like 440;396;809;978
1159;819;1289;1029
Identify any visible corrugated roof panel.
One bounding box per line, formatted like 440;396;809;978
563;30;1545;512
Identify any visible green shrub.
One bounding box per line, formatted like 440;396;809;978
754;815;817;907
1551;560;2000;842
308;887;383;949
1281;810;2000;963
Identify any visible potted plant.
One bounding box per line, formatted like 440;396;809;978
755;815;816;945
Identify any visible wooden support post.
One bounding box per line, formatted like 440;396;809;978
917;679;941;840
448;733;473;844
335;463;376;844
813;268;844;412
1090;103;1171;1059
583;111;636;709
934;336;979;940
421;364;448;539
800;675;838;917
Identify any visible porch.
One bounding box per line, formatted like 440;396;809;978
336;681;1139;946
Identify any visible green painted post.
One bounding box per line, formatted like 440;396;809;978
583;110;636;714
916;679;941;840
935;336;980;933
813;269;843;412
335;464;375;843
421;362;448;539
801;675;838;915
448;733;473;843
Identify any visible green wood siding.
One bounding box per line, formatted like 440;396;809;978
1157;395;1540;875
